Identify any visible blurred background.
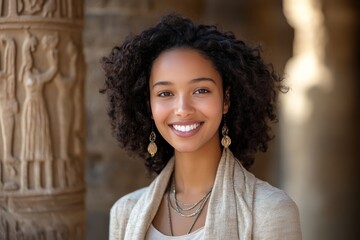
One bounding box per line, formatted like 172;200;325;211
83;0;359;239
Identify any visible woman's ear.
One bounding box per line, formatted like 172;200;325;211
223;87;231;114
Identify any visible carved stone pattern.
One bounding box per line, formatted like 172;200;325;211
19;32;58;192
0;208;84;240
0;0;82;19
0;0;85;238
0;35;19;192
55;39;82;189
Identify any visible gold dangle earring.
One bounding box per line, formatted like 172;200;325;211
221;115;231;148
147;124;157;157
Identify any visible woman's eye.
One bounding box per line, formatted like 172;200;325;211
157;91;173;97
194;88;210;94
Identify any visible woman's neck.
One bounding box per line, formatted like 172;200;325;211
173;141;222;195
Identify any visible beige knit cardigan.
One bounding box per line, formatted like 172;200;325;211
109;149;302;240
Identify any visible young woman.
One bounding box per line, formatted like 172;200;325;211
102;14;301;240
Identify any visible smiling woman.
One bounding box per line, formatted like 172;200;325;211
150;49;227;156
101;14;301;240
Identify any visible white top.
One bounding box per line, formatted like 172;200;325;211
145;224;204;240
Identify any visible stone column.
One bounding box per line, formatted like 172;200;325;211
281;0;359;239
0;1;85;239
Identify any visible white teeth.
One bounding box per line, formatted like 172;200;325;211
173;123;200;132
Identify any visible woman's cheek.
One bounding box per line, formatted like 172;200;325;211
151;101;171;121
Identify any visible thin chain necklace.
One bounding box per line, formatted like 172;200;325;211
167;176;212;236
172;180;212;212
171;188;212;218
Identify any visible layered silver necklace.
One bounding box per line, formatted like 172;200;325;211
167;176;213;236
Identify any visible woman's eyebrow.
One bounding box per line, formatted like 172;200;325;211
152;81;173;89
190;77;216;85
152;77;216;89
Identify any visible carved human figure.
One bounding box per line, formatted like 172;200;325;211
43;0;56;17
54;40;78;188
19;32;58;191
18;0;45;15
0;35;19;191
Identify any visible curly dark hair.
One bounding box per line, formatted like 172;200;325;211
101;14;287;174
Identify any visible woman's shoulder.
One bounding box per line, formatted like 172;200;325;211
252;178;299;217
252;178;302;239
109;187;148;240
253;178;295;206
111;187;148;216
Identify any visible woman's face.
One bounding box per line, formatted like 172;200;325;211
149;48;229;154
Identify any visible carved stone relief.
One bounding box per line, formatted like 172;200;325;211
18;0;45;15
19;31;58;191
0;35;18;163
0;207;84;240
0;0;85;238
0;35;19;192
43;0;56;17
54;40;80;188
0;0;81;18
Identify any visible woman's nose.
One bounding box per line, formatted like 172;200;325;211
174;95;195;117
